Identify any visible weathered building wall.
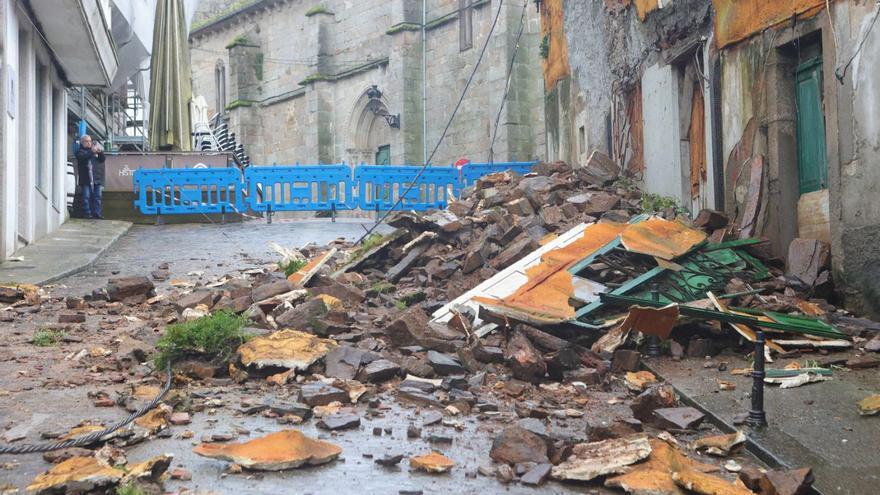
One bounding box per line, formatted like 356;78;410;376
558;0;715;209
716;1;880;316
189;0;545;168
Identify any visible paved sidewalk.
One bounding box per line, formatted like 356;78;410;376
0;219;131;285
646;354;880;495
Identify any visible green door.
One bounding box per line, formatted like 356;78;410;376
795;58;828;194
375;145;391;165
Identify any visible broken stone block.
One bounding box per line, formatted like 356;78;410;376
653;407;705;430
324;346;370;380
520;463;552;486
474;345;505;364
585;418;643;441
386;306;460;352
251;279;295;303
694;209;729;231
630;384;676;422
106;276;155;302
582;150;620;185
238;330;337;371
268;401;312;420
567;191;621;215
550;434;652;482
169;412;191;426
672;467;755;495
505;330;546;383
687;338;714;358
193;430;341;471
426;351;466;375
611;349;641;372
375;454;404;467
787;238;831;287
489;425;550;465
317;412;361;431
274;297;331;335
58;312;86;324
490;236;539;270
759;468;813;495
358;359;401;383
174;290;215;312
300;383;349;407
387;246;425;284
41;448;94;464
410;452;454;474
506;198;535;217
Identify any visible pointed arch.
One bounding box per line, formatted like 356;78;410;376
346;86;392;164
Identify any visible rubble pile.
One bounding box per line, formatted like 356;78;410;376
3;156;878;494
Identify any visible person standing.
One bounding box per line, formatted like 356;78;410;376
75;135;106;219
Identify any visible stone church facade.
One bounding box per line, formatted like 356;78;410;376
189;0;546;167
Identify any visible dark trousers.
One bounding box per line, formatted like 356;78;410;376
81;183;103;218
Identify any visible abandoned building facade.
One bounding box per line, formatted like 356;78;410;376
542;0;880;317
188;0;546;167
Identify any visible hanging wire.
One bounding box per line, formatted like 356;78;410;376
834;1;880;83
355;0;506;245
488;1;530;164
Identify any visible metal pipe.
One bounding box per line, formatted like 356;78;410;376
747;328;768;427
422;0;428;166
646;284;662;357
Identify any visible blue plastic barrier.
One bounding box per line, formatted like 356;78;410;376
460;161;538;187
244;165;355;213
354;165;460;211
132;162;541;216
133;168;246;215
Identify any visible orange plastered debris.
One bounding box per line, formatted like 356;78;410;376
193;430;341;471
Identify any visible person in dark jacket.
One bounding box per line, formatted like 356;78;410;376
75;135;106;219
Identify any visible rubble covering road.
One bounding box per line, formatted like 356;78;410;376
1;157;878;494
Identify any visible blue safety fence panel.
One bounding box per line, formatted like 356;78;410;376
133;168;246;215
460;161;538;187
355;165;460;211
244;165;355;212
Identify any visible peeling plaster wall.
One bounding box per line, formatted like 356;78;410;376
560;0;713;183
839;2;880;315
717;1;880;316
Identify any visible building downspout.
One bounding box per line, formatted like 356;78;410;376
710;55;724;212
422;0;428;165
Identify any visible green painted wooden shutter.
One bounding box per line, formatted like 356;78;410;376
795;57;828;195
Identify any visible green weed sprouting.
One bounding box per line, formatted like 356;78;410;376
154;311;250;369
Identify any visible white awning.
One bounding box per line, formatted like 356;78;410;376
30;0;119;86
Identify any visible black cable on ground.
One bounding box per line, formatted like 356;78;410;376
355;0;506;245
0;363;173;455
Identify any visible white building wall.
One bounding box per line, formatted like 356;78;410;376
641;62;686;205
0;0;71;260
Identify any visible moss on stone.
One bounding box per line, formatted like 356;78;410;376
225;99;258;110
305;4;333;16
386;22;422;35
225;34;253;49
298;73;332;85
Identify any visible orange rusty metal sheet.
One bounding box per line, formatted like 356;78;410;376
633;0;660;21
713;0;826;48
619;217;707;260
473;222;627;324
541;0;571;88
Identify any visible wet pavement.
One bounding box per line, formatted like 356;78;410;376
648;354;880;495
0;220;807;494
